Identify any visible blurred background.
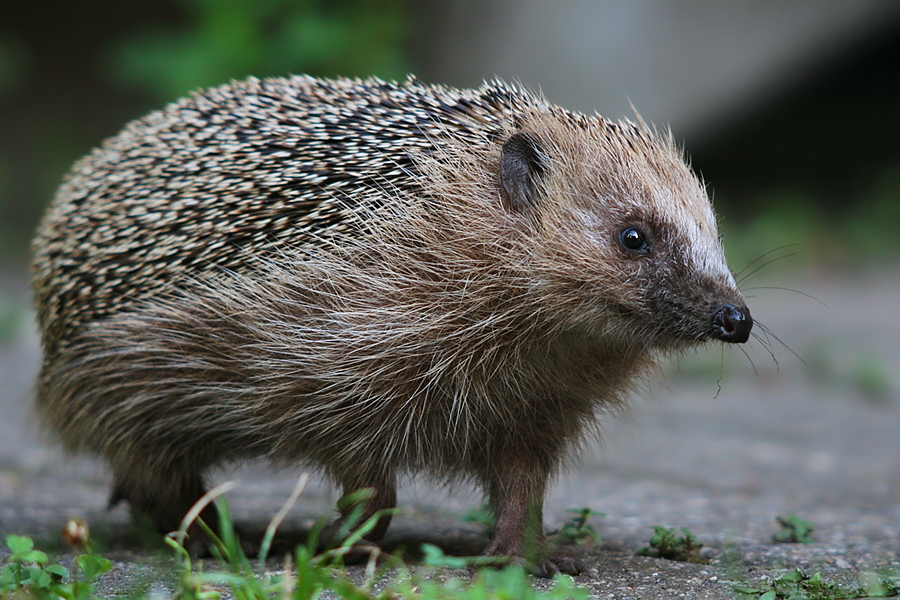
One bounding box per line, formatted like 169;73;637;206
1;0;899;274
0;1;899;561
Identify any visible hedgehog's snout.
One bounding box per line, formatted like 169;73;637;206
711;303;753;344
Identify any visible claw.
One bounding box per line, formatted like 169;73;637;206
530;554;592;578
533;558;560;578
539;551;592;578
558;557;592;576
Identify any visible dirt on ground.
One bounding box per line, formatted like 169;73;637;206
1;266;898;599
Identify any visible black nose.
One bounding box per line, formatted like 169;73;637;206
711;303;753;343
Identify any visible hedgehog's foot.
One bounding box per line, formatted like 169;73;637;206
532;549;592;577
482;536;591;577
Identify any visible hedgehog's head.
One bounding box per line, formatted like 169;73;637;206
499;112;752;351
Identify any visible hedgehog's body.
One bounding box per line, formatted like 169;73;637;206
32;75;751;574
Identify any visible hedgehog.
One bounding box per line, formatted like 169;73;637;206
31;75;752;575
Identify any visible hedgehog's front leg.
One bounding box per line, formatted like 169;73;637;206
482;449;591;577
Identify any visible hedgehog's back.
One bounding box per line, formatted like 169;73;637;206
31;76;533;354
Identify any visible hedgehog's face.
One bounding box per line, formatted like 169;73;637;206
593;195;753;350
499;127;752;350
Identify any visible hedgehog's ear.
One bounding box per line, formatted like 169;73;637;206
500;132;548;211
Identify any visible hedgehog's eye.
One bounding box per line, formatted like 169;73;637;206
619;227;649;253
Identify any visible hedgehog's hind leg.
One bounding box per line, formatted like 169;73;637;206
319;463;397;556
110;465;217;548
337;477;398;542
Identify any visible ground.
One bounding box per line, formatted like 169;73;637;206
1;266;898;599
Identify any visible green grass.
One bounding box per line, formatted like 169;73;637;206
635;525;707;564
772;514;816;545
1;479;589;600
732;568;899;600
545;509;602;547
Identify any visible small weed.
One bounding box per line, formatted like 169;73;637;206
772;514;816;544
733;568;900;600
546;509;602;547
0;530;112;600
860;572;900;599
636;526;707;564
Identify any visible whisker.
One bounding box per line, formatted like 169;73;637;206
737;343;759;377
748;317;775;353
713;346;724;399
737;251;801;286
741;286;827;307
756;321;803;365
750;331;778;371
733;244;800;281
756;328;778;360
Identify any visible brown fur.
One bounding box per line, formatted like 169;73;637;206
31;75;750;574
